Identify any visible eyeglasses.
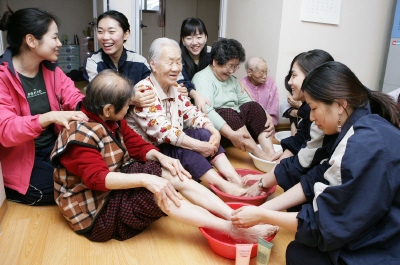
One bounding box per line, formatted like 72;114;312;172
225;64;240;72
251;69;269;77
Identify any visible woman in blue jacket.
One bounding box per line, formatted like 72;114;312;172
232;61;400;265
83;10;156;107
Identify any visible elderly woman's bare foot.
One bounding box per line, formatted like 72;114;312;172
251;147;276;162
229;224;279;243
223;172;244;187
215;182;248;197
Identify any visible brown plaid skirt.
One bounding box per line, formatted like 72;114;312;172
83;160;166;242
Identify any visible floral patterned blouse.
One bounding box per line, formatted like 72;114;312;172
125;74;212;147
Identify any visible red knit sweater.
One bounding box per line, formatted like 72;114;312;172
59;106;158;191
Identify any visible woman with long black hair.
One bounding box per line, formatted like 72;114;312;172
0;7;86;205
232;61;400;265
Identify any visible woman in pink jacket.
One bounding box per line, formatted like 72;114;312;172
0;7;86;205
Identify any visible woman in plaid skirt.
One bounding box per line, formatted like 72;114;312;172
51;69;279;242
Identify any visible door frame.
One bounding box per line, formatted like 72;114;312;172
219;0;227;37
131;0;142;54
0;32;4;55
92;0;110;51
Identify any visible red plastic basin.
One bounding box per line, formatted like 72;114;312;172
209;168;276;206
199;202;276;260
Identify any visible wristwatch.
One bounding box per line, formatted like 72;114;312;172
258;178;265;190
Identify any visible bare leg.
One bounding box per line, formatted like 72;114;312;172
235;126;275;161
211;154;242;185
159;198;279;243
257;131;277;158
162;168;233;219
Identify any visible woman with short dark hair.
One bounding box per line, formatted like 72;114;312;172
193;38;278;162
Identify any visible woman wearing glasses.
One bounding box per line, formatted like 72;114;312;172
240;57;279;126
192;38;279;162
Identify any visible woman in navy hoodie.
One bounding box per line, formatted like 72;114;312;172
232;61;400;265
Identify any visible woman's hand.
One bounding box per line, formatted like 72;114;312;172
195;140;218;157
39;111;88;130
144;175;183;210
131;86;157;107
243;182;264;197
208;133;221;150
229;130;251;151
287;95;302;109
207;126;221;150
189;90;210;113
269;150;283;162
181;132;217;158
231;205;261;228
177;84;189;97
157;154;192;181
242;174;263;186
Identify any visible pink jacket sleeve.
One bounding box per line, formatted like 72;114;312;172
0;64;84;147
50;66;85;134
268;80;280;126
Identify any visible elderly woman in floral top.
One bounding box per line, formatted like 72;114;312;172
125;38;248;197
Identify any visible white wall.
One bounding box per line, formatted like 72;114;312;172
224;0;283;86
224;0;396;124
0;0;93;45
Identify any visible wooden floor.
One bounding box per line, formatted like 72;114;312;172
0;145;295;265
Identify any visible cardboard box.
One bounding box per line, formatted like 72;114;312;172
0;162;8;233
